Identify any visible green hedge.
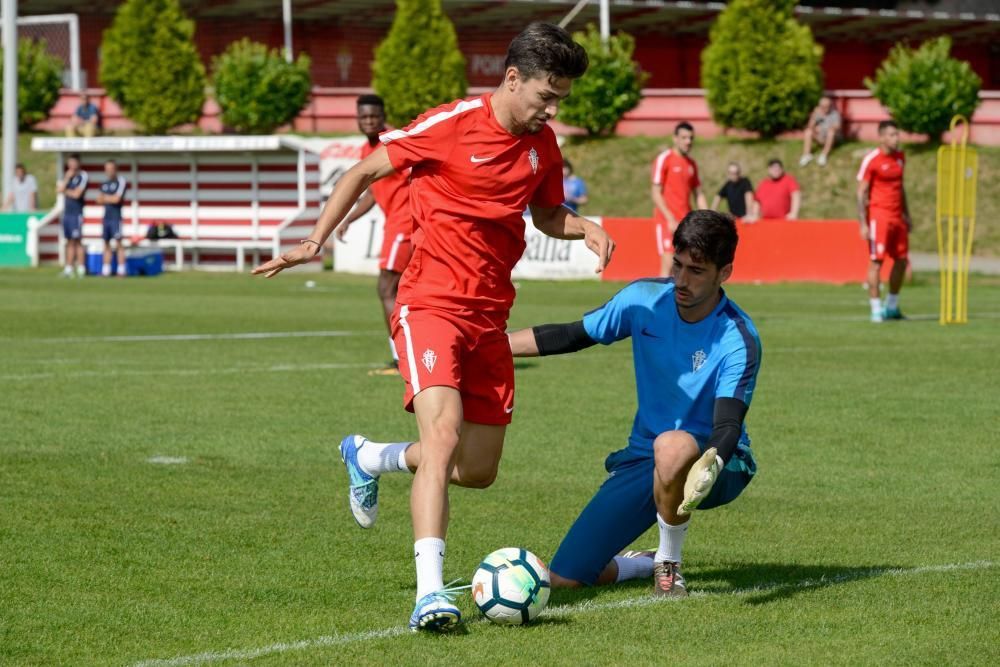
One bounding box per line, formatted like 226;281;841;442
0;38;64;129
557;25;646;136
372;0;466;129
866;36;981;140
100;0;206;134
701;0;823;137
212;39;312;134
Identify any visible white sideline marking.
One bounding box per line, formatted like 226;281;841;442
29;330;380;344
132;560;993;667
0;362;379;382
147;456;189;465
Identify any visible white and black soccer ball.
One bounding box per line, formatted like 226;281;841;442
472;547;551;625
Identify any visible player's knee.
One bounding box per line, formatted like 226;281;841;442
455;465;497;489
654;430;700;479
549;572;583;589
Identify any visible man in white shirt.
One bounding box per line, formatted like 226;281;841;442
4;164;38;212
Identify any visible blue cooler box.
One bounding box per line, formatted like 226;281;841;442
126;249;164;276
84;249;163;276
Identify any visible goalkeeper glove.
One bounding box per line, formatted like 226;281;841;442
677;447;724;516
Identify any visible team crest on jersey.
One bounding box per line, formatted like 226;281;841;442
528;148;539;174
422;349;437;373
692;349;707;372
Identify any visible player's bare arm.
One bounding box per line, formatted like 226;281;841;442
901;185;912;230
335;189;376;242
650;185;677;227
789;190;801;220
857;179;871;239
529;205;616;272
695;188;708;211
743;191;756;221
252;147;396;277
710;194;722;211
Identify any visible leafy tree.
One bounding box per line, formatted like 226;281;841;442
0;38;64;129
100;0;206;134
558;25;647;136
866;36;981;141
701;0;823;137
212;39;312;134
372;0;466;128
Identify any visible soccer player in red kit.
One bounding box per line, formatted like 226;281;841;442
336;95;413;375
252;23;614;631
857;120;911;322
651;122;707;277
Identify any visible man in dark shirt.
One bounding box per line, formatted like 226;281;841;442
711;162;755;221
67;94;101;138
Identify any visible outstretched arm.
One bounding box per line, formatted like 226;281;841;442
334;189;376;242
528;204;615;272
253;147;396;277
508;321;596;358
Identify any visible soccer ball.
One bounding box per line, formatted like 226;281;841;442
472;547;551;625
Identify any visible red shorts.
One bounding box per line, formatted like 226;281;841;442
654;222;674;256
867;215;908;261
379;230;413;273
390;305;514;425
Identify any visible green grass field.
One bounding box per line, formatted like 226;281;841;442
1;270;998;666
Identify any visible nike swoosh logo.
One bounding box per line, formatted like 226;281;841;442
640;328;663;338
470;155;496;163
505;406;514;414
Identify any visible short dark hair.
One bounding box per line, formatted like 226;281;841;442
356;94;384;110
673;210;739;269
67;153;81;162
504;22;588;82
878;120;898;133
105;159;117;166
14;162;25;170
675;121;694;135
767;158;783;169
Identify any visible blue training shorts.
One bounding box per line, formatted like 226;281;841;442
103;218;122;242
549;440;757;585
62;214;83;240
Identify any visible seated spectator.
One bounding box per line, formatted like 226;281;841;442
753;159;801;220
562;159;588;213
3;163;38;212
66;93;101;138
799;95;841;167
711;161;756;221
146;221;179;240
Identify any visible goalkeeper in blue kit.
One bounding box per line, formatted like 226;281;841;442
508;209;761;596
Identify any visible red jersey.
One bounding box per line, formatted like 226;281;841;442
755;173;800;219
857;148;906;222
381;93;564;322
361;138;411;236
651;149;700;221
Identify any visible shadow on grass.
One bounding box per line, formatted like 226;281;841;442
513;360;539;370
692;561;905;605
548;561;906;610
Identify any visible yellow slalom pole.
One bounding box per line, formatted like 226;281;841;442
936;115;977;325
935;145;947;324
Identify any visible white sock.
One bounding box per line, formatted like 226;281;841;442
654;514;689;564
414;537;445;600
870;297;882;315
357;439;411;476
613;554;654;583
886;293;899;310
62;266;72;275
389;337;399;362
101;263;111;276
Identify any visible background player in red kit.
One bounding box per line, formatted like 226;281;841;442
857;120;911;322
651;122;707;277
252;23;613;632
336;95;413;375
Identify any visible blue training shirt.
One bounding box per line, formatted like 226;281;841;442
100;176;128;223
63;171;88;218
582;278;762;455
